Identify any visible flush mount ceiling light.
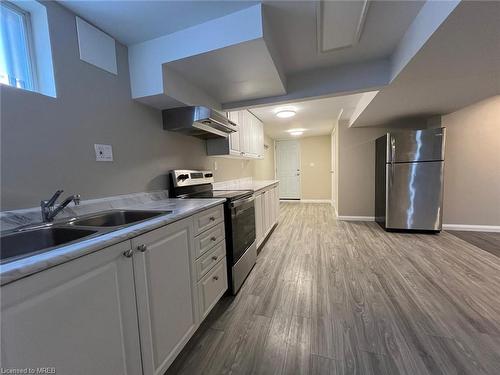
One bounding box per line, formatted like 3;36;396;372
287;128;306;137
275;107;297;118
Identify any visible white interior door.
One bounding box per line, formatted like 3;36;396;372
276;140;300;199
331;128;337;209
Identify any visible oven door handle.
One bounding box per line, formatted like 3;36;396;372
231;196;254;208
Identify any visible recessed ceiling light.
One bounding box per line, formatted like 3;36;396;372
275;106;297;118
290;131;303;136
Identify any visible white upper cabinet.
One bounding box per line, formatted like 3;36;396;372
256;117;265;158
228;111;241;154
206;110;264;159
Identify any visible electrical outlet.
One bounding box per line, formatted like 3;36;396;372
94;144;113;162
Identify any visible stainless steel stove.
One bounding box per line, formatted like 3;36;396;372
169;170;256;294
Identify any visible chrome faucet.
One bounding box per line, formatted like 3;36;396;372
41;190;81;222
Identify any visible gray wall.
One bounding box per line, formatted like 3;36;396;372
0;2;255;210
337;121;426;217
442;95;500;226
337;121;387;217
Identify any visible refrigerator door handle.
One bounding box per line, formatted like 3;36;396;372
390;136;396;178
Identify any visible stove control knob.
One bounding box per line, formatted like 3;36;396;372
177;174;189;181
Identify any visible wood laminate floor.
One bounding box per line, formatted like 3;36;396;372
167;203;500;375
447;231;500;258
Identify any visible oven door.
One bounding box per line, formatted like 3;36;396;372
230;196;256;265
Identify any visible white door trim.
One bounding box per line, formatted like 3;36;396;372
330;127;336;209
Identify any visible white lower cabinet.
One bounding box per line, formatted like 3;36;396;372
255;193;263;246
197;256;228;320
0;241;142;375
196;239;226;279
132;217;198;375
255;184;280;248
1;205;228;375
274;185;280;220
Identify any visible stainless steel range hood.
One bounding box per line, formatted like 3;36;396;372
162;106;238;139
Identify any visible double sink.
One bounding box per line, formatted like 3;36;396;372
0;210;172;264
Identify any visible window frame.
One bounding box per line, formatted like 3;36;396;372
1;0;38;91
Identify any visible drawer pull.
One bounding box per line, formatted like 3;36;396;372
209;216;216;222
123;249;133;258
210;236;217;242
212;256;219;261
213;276;219;281
137;244;147;252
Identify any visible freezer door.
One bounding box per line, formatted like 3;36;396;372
387;128;446;163
386;161;444;230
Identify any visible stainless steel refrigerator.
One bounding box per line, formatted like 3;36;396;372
375;128;446;232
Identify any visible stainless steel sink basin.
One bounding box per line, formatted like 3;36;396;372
0;227;98;263
69;210;171;227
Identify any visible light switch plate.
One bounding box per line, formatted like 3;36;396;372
94;144;113;162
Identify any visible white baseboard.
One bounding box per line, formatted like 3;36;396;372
443;224;500;232
338;216;375;222
279;199;332;204
300;199;332;204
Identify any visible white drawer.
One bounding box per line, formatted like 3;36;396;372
197;257;228;320
194;222;225;259
195;240;226;280
193;205;224;235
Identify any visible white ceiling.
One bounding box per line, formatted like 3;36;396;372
250;93;365;139
165;39;286;104
352;0;500;127
58;0;497;127
263;0;424;74
59;1;257;45
60;0;424;75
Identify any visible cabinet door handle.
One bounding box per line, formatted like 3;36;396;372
210;236;217;241
137;244;147;252
213;276;219;281
209;216;216;222
212;256;219;261
123;249;134;258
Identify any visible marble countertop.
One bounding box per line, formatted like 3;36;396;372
213;179;279;193
0;193;225;286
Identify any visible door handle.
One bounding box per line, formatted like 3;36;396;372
390;136;396;180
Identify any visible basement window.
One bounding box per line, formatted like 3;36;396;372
0;0;56;97
0;1;37;90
